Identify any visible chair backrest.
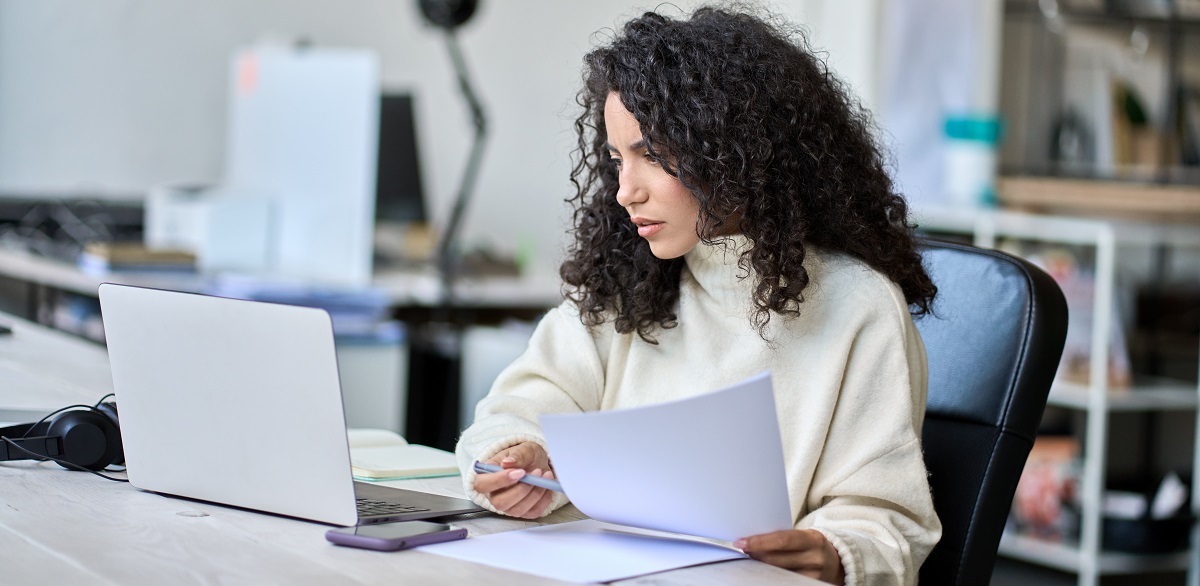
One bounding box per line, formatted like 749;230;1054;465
914;240;1068;585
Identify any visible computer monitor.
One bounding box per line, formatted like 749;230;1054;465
375;94;427;225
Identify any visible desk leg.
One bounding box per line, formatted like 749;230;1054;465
405;322;463;452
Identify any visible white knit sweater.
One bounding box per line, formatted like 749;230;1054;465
456;237;942;586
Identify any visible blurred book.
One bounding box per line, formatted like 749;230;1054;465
1001;240;1133;390
348;428;459;481
1011;435;1081;541
77;242;196;275
1179;85;1200;166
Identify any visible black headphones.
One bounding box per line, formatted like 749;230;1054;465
0;399;124;472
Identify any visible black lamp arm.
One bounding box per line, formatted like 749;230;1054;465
435;28;489;302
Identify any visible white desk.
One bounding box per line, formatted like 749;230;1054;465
0;245;563;309
0;244;559;453
0;313;814;585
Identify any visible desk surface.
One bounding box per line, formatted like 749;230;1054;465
0;245;564;309
0;313;814;585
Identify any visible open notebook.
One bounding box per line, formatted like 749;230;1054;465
348;428;460;481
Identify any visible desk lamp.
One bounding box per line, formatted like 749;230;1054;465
418;0;486;305
409;0;486;451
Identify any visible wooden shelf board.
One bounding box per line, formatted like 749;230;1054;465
998;176;1200;225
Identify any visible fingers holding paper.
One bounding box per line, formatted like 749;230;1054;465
494;441;552;472
734;529;846;585
473;441;557;519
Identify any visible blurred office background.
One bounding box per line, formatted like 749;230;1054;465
0;0;888;277
2;2;1198;585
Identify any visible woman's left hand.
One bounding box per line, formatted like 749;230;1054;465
734;528;845;585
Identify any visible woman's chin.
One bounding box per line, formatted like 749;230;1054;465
647;240;699;260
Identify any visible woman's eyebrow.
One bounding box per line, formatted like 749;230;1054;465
604;139;647;152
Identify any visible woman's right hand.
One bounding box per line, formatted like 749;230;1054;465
472;441;558;519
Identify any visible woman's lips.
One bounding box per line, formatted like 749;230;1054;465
633;219;664;238
637;223;664;238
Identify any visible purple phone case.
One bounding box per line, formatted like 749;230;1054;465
325;524;468;551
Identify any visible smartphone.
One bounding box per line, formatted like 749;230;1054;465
325;520;467;551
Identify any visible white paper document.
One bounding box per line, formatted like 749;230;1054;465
419;519;746;583
421;372;793;583
542;371;792;541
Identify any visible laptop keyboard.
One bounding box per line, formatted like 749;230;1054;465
356;498;431;516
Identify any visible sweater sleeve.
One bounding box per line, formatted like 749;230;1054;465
455;303;608;517
797;285;942;586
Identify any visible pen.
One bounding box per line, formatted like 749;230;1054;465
472;461;564;493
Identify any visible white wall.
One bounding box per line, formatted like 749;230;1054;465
0;0;878;275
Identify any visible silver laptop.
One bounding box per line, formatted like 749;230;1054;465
98;283;482;526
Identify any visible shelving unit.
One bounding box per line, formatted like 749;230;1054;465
1000;0;1200;185
915;205;1200;586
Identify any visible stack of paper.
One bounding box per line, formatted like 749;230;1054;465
421;372;792;583
423;519;747;583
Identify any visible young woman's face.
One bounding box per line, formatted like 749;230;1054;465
604;92;701;260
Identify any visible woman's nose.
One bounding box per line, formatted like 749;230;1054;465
615;168;647;208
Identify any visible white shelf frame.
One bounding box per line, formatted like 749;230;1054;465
998;532;1194;575
1051;381;1198;412
915;206;1200;586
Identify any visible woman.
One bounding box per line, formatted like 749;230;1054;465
457;6;941;585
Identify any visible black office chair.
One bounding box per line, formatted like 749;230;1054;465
914;240;1068;585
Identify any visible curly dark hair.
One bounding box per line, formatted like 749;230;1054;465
560;5;936;342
